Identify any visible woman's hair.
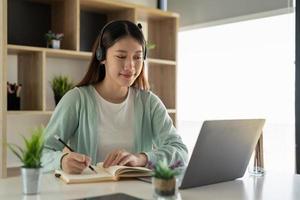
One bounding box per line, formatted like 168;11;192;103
77;20;149;89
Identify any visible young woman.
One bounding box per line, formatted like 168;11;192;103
42;20;188;174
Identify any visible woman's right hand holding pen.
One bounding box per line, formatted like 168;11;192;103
61;147;92;174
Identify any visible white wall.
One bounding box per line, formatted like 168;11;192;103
168;0;293;28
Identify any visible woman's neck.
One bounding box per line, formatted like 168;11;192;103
94;81;129;104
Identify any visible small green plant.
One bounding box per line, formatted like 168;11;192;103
146;42;156;50
149;159;183;180
51;75;73;104
8;126;44;168
45;30;64;41
45;30;64;48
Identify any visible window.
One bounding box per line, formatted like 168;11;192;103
178;13;295;173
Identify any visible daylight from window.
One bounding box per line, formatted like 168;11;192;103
177;13;295;173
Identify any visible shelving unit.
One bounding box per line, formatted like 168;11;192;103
0;0;179;178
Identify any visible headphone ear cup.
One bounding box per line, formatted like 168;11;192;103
96;46;103;61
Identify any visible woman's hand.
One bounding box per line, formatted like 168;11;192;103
103;149;148;168
61;148;91;174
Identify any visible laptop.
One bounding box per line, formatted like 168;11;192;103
179;119;265;189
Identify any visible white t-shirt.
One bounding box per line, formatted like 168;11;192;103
93;87;135;162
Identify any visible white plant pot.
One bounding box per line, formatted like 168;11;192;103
21;167;42;195
51;39;61;49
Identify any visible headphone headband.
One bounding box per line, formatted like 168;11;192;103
96;20;147;61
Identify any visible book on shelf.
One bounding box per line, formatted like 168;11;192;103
55;162;152;184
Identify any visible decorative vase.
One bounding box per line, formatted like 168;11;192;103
157;0;167;11
153;177;177;199
51;39;61;49
21;167;42;195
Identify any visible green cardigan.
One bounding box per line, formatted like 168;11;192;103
41;85;188;172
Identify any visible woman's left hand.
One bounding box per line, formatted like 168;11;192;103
103;149;148;168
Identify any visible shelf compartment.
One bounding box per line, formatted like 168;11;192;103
8;51;44;111
45;57;89;111
8;0;78;50
147;17;178;60
80;1;135;51
148;63;176;109
80;10;107;52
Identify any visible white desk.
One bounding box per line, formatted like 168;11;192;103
0;173;300;200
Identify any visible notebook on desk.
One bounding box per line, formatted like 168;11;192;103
179;119;265;189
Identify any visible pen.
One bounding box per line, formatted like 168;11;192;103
54;135;97;174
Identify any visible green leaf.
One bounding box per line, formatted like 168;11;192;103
7;144;23;162
153;159;176;180
7;126;45;168
146;42;156;50
50;75;73;99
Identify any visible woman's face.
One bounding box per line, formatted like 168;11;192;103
102;36;143;88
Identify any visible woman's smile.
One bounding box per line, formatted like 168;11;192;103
120;72;134;79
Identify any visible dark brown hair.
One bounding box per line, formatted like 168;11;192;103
77;20;149;89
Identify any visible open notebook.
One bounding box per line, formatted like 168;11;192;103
55;162;152;184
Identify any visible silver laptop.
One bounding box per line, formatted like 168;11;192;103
179;119;265;189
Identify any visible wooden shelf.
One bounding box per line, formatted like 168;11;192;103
8;45;92;60
167;109;176;113
7;111;53;115
46;49;91;60
7;45;43;53
148;58;176;65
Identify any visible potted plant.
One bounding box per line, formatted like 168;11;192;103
45;30;64;49
146;41;156;50
7;126;44;195
50;75;73;105
149;159;183;199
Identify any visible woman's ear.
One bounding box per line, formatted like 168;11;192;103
101;60;106;65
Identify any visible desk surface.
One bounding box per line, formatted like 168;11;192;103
0;173;300;200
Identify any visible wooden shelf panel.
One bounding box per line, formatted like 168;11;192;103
148;63;176;109
8;45;44;53
148;58;176;65
46;49;91;59
17;51;44;110
167;109;176;113
7;111;53;115
8;45;92;60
